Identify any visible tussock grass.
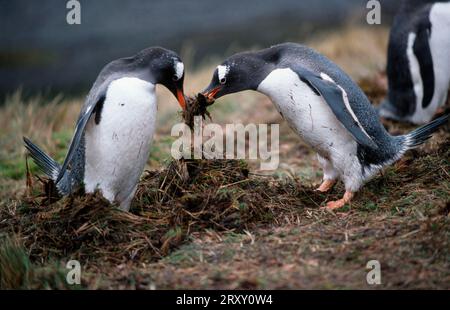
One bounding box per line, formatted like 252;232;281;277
0;237;72;289
0;237;30;289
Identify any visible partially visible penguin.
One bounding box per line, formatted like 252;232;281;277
24;47;186;211
379;0;450;124
201;43;449;210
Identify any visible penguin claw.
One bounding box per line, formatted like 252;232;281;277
325;200;346;210
324;191;354;211
316;179;337;192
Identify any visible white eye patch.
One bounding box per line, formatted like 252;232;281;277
217;65;229;82
174;61;184;80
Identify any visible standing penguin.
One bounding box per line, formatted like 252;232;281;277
24;47;186;211
201;43;448;210
379;0;450;124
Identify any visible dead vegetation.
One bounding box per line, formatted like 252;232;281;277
0;158;330;267
0;27;449;289
0;128;448;289
182;93;213;129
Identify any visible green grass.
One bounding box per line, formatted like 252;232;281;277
51;130;72;161
0;236;78;289
0;129;71;180
164;243;202;266
149;136;176;165
0;157;30;180
0;237;31;289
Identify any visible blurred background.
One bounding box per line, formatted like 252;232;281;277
0;0;400;97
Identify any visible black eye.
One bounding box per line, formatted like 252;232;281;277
173;75;179;81
220;77;226;84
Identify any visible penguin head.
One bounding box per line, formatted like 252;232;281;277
135;47;186;109
202;50;278;101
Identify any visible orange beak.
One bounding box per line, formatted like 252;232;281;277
176;89;186;110
203;86;221;101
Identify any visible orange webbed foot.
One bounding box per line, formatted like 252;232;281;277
324;191;354;211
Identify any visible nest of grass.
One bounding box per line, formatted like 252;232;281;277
182;93;213;129
0;159;327;265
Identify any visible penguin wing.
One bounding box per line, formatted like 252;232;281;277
292;66;377;149
55;88;107;183
413;18;434;108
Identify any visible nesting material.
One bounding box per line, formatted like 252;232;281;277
182;93;214;129
1;159;325;264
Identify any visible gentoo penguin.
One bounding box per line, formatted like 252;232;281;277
201;43;449;210
24;47;186;211
379;0;450;124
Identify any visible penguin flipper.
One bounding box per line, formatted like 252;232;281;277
56;90;106;183
413;20;434;109
292;67;377;149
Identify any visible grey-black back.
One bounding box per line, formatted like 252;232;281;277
268;43;392;144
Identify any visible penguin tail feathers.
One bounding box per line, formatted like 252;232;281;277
23;137;61;181
402;114;449;150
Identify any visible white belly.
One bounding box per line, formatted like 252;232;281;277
429;3;450;106
257;68;358;166
84;77;157;208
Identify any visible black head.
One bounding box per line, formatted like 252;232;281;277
132;47;186;109
202;48;280;101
